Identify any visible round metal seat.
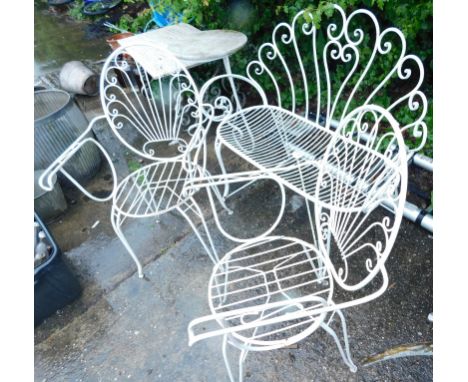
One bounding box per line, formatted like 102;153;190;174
208;236;332;350
113;159;198;218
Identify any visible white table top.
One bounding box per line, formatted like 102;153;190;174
118;23;247;67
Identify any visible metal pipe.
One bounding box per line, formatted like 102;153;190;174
412;153;433;172
381;199;433;233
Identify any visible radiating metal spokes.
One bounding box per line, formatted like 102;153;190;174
100;43;203;161
315;105;408;291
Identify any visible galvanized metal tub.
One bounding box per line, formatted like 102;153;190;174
34;170;68;222
34;89;101;185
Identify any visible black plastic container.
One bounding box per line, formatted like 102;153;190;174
34;212;82;326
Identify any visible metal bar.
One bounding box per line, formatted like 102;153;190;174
412;153;433;172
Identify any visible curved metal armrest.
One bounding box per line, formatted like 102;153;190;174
38;116;117;202
188;295;329;346
188;265;389;346
199;74;268;123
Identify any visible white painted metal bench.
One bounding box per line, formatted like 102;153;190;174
196;3;426;204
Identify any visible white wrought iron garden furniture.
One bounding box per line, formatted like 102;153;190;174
39;42;229;278
189;104;409;381
187;3;427;380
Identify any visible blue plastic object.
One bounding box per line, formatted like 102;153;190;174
152;9;172;27
149;0;183;28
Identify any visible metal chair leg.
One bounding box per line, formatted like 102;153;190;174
320;309;357;373
177;197;220;264
238;348;248;382
222;335;249;382
215;138;231;199
222;335;236;382
110;208;144;279
222;56;243;113
201;168;233;215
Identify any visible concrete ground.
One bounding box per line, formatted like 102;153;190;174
34;82;433;382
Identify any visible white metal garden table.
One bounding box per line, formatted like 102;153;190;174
117;23;247;68
117;23;247;101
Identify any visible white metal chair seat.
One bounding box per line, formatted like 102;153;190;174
189;236;357;380
113;160;199;218
199;236;332;349
217;105;397;210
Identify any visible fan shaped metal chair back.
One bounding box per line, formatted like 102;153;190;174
244;3;427;152
100;43;205;164
101;43;226;278
314;104;408;293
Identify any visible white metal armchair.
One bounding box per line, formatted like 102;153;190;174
188;105;409;381
39;43;228;278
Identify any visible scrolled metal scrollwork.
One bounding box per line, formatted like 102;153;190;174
314;105;407;291
240;4;427;153
100;44;202;161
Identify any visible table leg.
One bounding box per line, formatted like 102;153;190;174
222;56;242;112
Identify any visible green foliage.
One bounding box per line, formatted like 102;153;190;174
153;0;433;157
68;0;86;20
115;3;153;33
126;158;145;184
127;158;142;173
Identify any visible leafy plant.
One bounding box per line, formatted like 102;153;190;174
126;158;146;184
127;158;142;173
68;0;86;20
115;6;152;33
68;0;150;30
